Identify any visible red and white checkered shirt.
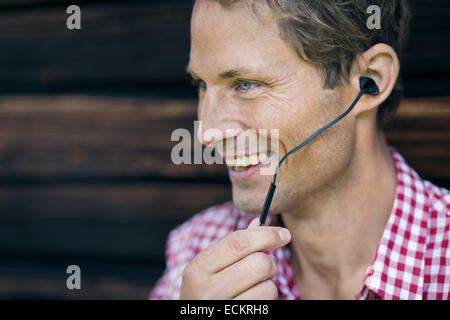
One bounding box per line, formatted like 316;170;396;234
150;147;450;300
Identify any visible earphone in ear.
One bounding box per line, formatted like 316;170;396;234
258;77;379;226
359;76;380;96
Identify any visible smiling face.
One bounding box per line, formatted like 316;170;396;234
188;0;358;215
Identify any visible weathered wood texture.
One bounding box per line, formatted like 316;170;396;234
0;0;448;300
0;96;448;182
0;97;218;180
0;95;448;299
384;97;450;181
0;95;450;298
0;0;449;97
0;95;448;256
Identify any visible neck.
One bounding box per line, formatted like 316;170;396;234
282;124;397;299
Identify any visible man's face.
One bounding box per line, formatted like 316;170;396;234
188;0;357;215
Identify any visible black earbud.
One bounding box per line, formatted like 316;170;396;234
258;77;379;226
359;76;380;96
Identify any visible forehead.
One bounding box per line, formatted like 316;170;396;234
189;0;300;77
191;1;273;42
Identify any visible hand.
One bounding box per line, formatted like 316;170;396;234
180;218;291;300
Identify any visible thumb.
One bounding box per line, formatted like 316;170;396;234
247;218;260;229
247;215;273;229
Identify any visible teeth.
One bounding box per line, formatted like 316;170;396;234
225;152;271;168
258;153;267;163
249;154;259;165
225;158;236;166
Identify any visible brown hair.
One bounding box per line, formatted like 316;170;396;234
201;0;412;128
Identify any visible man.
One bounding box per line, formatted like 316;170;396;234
151;0;450;300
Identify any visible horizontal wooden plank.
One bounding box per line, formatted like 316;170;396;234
0;1;193;96
384;97;450;180
389;97;450;117
1;0;447;300
0;96;448;185
0;273;154;299
0;256;161;299
0;182;232;259
0;96;228;179
0;0;448;97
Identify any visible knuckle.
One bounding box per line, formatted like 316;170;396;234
251;252;278;277
181;262;209;299
182;262;199;283
227;231;250;256
266;280;279;299
181;265;192;282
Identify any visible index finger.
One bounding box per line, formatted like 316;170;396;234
194;224;291;274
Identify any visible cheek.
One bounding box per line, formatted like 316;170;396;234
300;123;355;190
271;92;356;205
237;91;294;129
269;122;356;214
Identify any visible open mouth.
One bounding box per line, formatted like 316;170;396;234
225;151;275;172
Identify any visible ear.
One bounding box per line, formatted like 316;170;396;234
351;43;400;114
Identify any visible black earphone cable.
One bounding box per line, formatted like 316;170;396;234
259;77;378;226
272;90;364;185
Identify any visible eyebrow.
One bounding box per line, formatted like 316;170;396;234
185;65;257;80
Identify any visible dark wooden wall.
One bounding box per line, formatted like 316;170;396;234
0;0;448;299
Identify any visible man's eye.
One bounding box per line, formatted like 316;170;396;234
199;80;207;89
236;80;259;91
190;79;207;90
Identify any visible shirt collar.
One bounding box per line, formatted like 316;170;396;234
234;147;429;300
361;147;428;299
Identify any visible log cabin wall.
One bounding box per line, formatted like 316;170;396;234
0;0;448;299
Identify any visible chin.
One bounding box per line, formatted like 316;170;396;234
232;180;304;218
231;185;265;214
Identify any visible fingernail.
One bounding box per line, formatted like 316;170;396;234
279;228;291;242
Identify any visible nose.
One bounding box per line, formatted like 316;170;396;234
196;89;243;147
